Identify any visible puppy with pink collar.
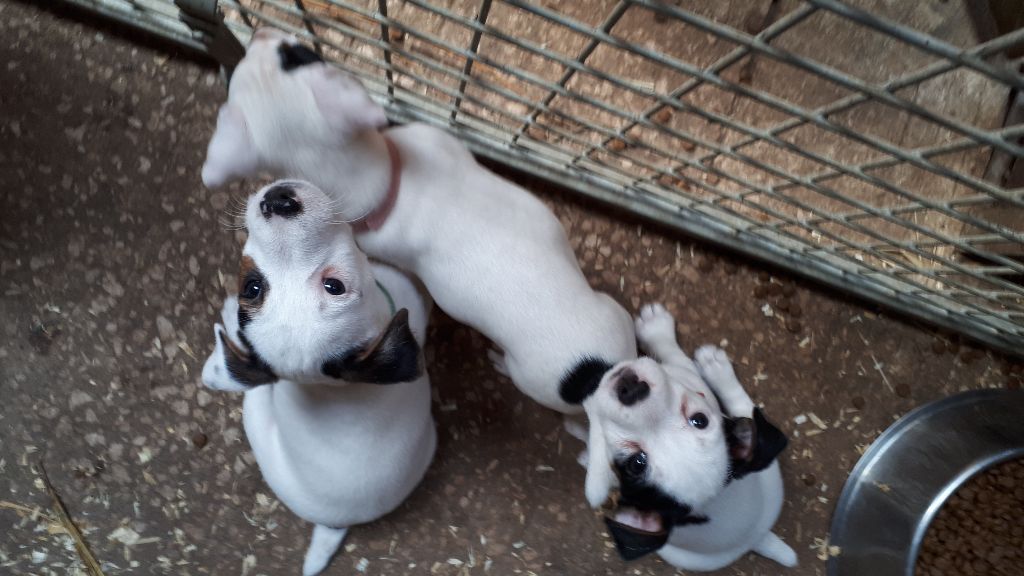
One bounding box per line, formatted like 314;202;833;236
201;29;793;570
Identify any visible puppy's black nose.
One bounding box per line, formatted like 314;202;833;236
260;185;302;219
616;370;650;406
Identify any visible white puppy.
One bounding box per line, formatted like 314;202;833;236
201;180;436;576
200;29;750;538
585;304;795;570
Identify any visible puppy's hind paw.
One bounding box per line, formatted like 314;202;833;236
487;348;510;377
635;303;677;349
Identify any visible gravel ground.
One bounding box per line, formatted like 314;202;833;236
1;2;1021;575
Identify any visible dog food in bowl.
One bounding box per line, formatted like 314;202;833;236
914;459;1024;576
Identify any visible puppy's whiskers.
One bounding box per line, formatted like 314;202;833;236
217;218;247;231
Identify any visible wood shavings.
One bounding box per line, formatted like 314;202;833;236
869;353;894;392
240;554;256;576
0;500;53;522
38;462;105;576
808;412;828;430
811;537;841;561
177;341;197;360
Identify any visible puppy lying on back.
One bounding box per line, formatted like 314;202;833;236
202;180;435;576
201;28;765;543
584;305;795;570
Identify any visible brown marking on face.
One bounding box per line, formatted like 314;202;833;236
237;255;267;321
238;255;257;293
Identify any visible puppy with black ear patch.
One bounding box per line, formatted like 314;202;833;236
584;304;796;570
202;180;436;576
201;28;637;417
200;30;780;560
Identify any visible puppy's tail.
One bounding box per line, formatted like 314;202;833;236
303;525;349;576
754;531;798;567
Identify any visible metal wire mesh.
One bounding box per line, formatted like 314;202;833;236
63;0;1024;355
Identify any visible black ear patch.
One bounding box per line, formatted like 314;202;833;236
321;309;423;384
726;407;787;481
220;330;277;387
604;516;669;561
614;461;708;527
278;42;323;71
559;357;613;404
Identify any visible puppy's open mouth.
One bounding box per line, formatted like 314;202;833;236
610;508;664;533
602;507;669;561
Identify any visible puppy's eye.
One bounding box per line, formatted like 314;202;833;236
241;278;263;300
625;451;647;477
323;278;346;295
690;412;709;429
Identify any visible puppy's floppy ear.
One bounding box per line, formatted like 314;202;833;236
201;323;277;392
321;309;422;384
603;517;669;561
726;407;787;481
584;416;616;508
305;66;388;135
202;103;258;188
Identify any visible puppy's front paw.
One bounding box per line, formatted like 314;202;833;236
635;303;676;348
694;345;737;387
577;449;589;468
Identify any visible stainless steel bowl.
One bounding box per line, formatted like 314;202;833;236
827;389;1024;576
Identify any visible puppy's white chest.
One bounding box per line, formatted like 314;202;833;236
241;381;433;527
669;461;784;552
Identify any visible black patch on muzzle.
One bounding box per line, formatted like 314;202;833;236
559;356;613;404
278;42;323;71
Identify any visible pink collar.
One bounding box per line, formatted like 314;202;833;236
352;134;401;234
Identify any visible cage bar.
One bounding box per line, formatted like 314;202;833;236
57;0;1024;356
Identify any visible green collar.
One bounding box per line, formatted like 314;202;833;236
376;280;396;315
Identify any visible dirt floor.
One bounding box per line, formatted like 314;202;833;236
1;1;1022;575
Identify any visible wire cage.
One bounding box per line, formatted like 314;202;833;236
61;0;1024;356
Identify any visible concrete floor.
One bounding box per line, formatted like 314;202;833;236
1;1;1021;575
